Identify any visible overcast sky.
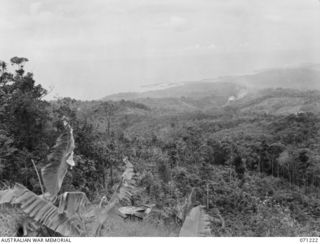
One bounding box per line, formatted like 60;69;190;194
1;0;320;99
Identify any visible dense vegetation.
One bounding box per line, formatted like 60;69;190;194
1;57;320;236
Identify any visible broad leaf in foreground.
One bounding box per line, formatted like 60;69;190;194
179;205;211;237
109;156;136;205
41;120;75;200
0;184;86;237
118;204;155;219
91;157;136;235
58;192;92;217
177;187;196;222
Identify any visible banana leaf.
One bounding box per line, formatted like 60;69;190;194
179;205;212;237
41;121;75;199
0;184;86;237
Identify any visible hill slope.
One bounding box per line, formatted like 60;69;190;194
103;65;320;113
226;89;320;115
221;65;320;91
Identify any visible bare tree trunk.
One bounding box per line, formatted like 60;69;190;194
258;156;262;176
107;117;111;136
31;159;44;194
288;166;292;188
110;164;113;186
206;183;209;210
102;170;106;190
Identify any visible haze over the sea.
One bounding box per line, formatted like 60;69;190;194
1;0;319;100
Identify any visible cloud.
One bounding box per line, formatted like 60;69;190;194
154;15;190;32
208;43;216;49
181;43;217;53
29;1;42;15
264;14;283;23
1;0;319;99
129;2;195;15
168;16;189;31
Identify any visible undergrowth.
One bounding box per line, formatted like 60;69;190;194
0;205;24;237
101;216;178;237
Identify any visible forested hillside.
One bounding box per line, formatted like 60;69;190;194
1;58;320;236
104;65;320;113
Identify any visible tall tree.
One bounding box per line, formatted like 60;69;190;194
0;57;51;190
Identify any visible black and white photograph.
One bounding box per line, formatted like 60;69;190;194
0;0;320;239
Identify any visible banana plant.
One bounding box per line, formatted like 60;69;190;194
0;119;85;236
0;183;86;236
179;205;212;237
177;188;213;237
41;119;75;201
0;119;137;237
176;187;196;222
89;156;137;236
